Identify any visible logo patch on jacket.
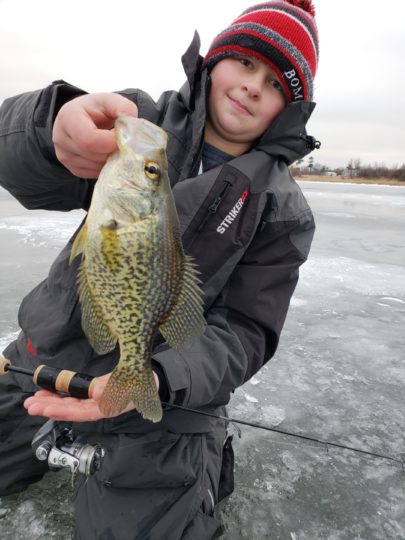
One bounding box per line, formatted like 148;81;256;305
216;189;249;235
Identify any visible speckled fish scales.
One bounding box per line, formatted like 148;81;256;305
69;117;206;422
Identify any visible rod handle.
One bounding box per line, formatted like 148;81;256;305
33;365;98;398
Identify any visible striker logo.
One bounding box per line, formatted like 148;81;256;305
217;189;249;234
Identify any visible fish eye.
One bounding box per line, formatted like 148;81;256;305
144;161;161;181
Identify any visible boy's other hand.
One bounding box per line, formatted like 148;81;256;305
23;371;160;422
53;93;138;179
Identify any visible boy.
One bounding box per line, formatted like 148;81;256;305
0;1;319;538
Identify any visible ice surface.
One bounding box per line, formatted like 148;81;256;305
0;331;19;354
0;212;84;247
1;183;404;539
380;296;405;304
299;255;405;297
244;392;259;403
259;405;285;427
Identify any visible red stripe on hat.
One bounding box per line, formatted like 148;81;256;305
239;2;318;38
236;10;317;75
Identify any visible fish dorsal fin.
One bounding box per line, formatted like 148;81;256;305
159;255;206;351
69;221;88;264
77;261;117;354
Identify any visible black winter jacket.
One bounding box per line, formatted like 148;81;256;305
0;33;317;433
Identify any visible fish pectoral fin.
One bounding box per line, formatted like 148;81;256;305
159;255;206;351
100;222;121;272
69;221;88;264
99;360;162;423
77;261;117;354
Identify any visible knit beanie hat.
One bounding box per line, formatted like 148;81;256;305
203;0;319;103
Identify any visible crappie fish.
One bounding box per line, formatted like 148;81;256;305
69;116;206;422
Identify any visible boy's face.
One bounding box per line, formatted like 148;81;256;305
205;56;286;155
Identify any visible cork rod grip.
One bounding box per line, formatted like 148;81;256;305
0;356;11;375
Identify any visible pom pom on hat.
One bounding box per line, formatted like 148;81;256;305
203;0;319;103
289;0;316;17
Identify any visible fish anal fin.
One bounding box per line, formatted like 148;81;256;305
77;262;117;354
159;255;206;351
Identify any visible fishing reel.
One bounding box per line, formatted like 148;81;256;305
31;419;105;476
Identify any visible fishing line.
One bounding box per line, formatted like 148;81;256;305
162;401;405;469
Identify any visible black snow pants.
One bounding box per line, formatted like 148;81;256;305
0;361;234;539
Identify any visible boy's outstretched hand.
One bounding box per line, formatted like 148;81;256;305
23;372;160;422
53;93;138;179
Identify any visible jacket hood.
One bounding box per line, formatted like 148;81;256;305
255;101;319;165
179;31;320;166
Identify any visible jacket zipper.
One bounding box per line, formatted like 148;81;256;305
197;180;232;232
185;180;232;250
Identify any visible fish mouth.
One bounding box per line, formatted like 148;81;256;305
115;116;168;153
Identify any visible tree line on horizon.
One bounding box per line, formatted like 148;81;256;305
291;157;405;181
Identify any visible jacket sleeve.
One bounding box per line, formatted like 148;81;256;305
152;209;315;409
0;80;97;211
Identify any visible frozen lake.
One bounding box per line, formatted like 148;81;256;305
0;181;404;539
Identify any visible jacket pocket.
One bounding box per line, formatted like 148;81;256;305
96;431;202;489
181;511;224;540
218;434;235;502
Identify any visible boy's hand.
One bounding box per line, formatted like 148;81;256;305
23;371;160;422
53;93;138;179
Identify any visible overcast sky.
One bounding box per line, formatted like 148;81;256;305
1;0;404;169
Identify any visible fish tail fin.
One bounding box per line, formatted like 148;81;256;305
98;357;162;423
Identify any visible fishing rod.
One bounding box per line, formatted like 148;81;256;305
161;402;405;468
1;356;403;469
